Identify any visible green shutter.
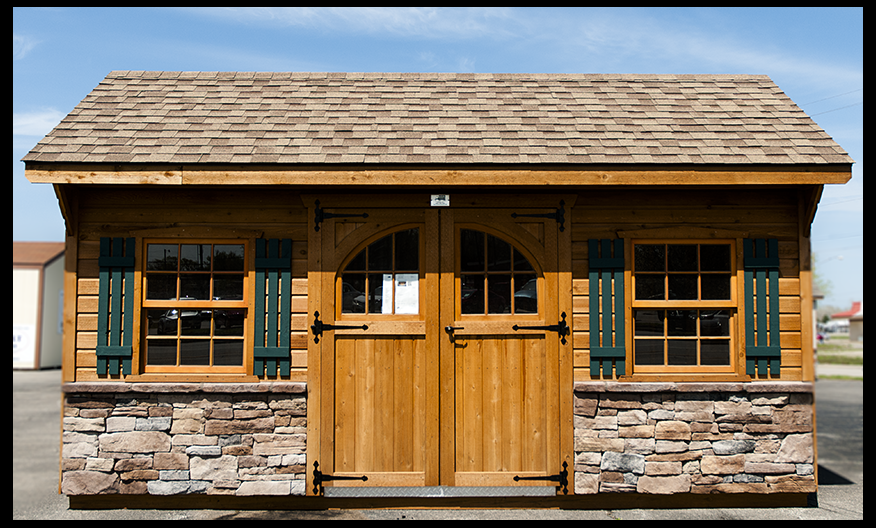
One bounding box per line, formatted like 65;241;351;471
96;237;135;376
254;239;292;377
744;239;781;376
588;239;626;377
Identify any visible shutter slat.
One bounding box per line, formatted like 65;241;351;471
96;237;135;376
744;239;781;376
588;239;625;377
254;239;292;377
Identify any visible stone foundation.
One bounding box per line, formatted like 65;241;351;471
573;381;815;495
60;382;307;496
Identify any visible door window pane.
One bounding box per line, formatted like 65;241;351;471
339;229;420;315
459;229;538;315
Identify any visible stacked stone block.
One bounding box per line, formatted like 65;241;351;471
60;383;307;496
573;382;815;495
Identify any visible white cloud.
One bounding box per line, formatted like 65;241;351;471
13;109;64;137
13;33;39;60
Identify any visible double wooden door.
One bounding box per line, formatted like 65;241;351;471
309;198;571;495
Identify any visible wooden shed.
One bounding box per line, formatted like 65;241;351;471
23;72;852;508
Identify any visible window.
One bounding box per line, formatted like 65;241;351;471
339;228;421;315
459;229;538;315
631;241;736;372
142;241;248;371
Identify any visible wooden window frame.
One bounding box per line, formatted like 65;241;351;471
140;239;251;375
630;239;739;375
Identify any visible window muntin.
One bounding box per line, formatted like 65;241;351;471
339;228;421;315
631;241;736;372
143;242;247;370
459;229;538;315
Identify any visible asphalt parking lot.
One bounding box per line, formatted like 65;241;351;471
13;367;862;520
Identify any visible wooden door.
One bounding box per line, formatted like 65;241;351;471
310;198;570;495
439;209;565;489
313;207;440;490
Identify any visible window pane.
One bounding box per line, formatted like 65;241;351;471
634;310;664;336
146;339;177;365
701;340;730;365
514;248;534;272
636;275;664;300
668;274;697;300
346;249;367;271
394;229;419;271
146;308;177;336
214;274;244;300
635;245;665;272
668;245;698;272
460;230;485;272
461;274;485;314
667;340;697;365
488;274;511;313
368;235;393;271
667;310;697;336
700;244;731;272
146;275;177;300
180;244;212;272
514;275;538;313
634;339;664;365
213;340;244;366
368;273;386;313
179;339;211;365
180;274;210;300
701;274;731;300
213;245;245;271
215;310;245;336
487;235;511;272
701;310;731;337
147;244;178;271
342;274;366;313
181;310;211;336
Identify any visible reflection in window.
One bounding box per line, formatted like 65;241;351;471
143;242;246;368
632;241;734;369
340;229;420;315
634;310;731;366
459;229;537;315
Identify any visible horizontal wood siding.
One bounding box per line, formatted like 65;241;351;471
570;188;806;382
71;187;309;382
66;185;809;384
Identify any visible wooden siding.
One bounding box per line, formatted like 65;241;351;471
570;187;809;382
65;184;812;383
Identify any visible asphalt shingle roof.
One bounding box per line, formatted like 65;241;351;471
22;71;853;166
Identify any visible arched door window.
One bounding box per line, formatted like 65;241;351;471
339;228;420;314
459;229;538;315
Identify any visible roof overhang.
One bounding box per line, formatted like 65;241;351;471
24;163;852;186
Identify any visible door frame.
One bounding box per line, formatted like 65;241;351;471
304;193;575;496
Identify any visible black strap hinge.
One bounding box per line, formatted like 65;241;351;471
512;312;570;344
314;200;368;231
513;461;569;494
311;311;368;343
511;200;566;231
312;461;368;495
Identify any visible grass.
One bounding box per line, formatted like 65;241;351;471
817;335;863;365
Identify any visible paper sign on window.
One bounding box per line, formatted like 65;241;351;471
394;273;419;314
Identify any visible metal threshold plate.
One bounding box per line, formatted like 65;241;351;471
324;485;556;498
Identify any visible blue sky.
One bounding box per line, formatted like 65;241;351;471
13;7;862;308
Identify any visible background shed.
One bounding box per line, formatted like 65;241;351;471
13;242;64;369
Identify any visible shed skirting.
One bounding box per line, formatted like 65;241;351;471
61;383;307;497
59;381;815;497
573;381;815;495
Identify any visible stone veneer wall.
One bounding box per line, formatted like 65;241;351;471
61;382;307;497
573;381;816;495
